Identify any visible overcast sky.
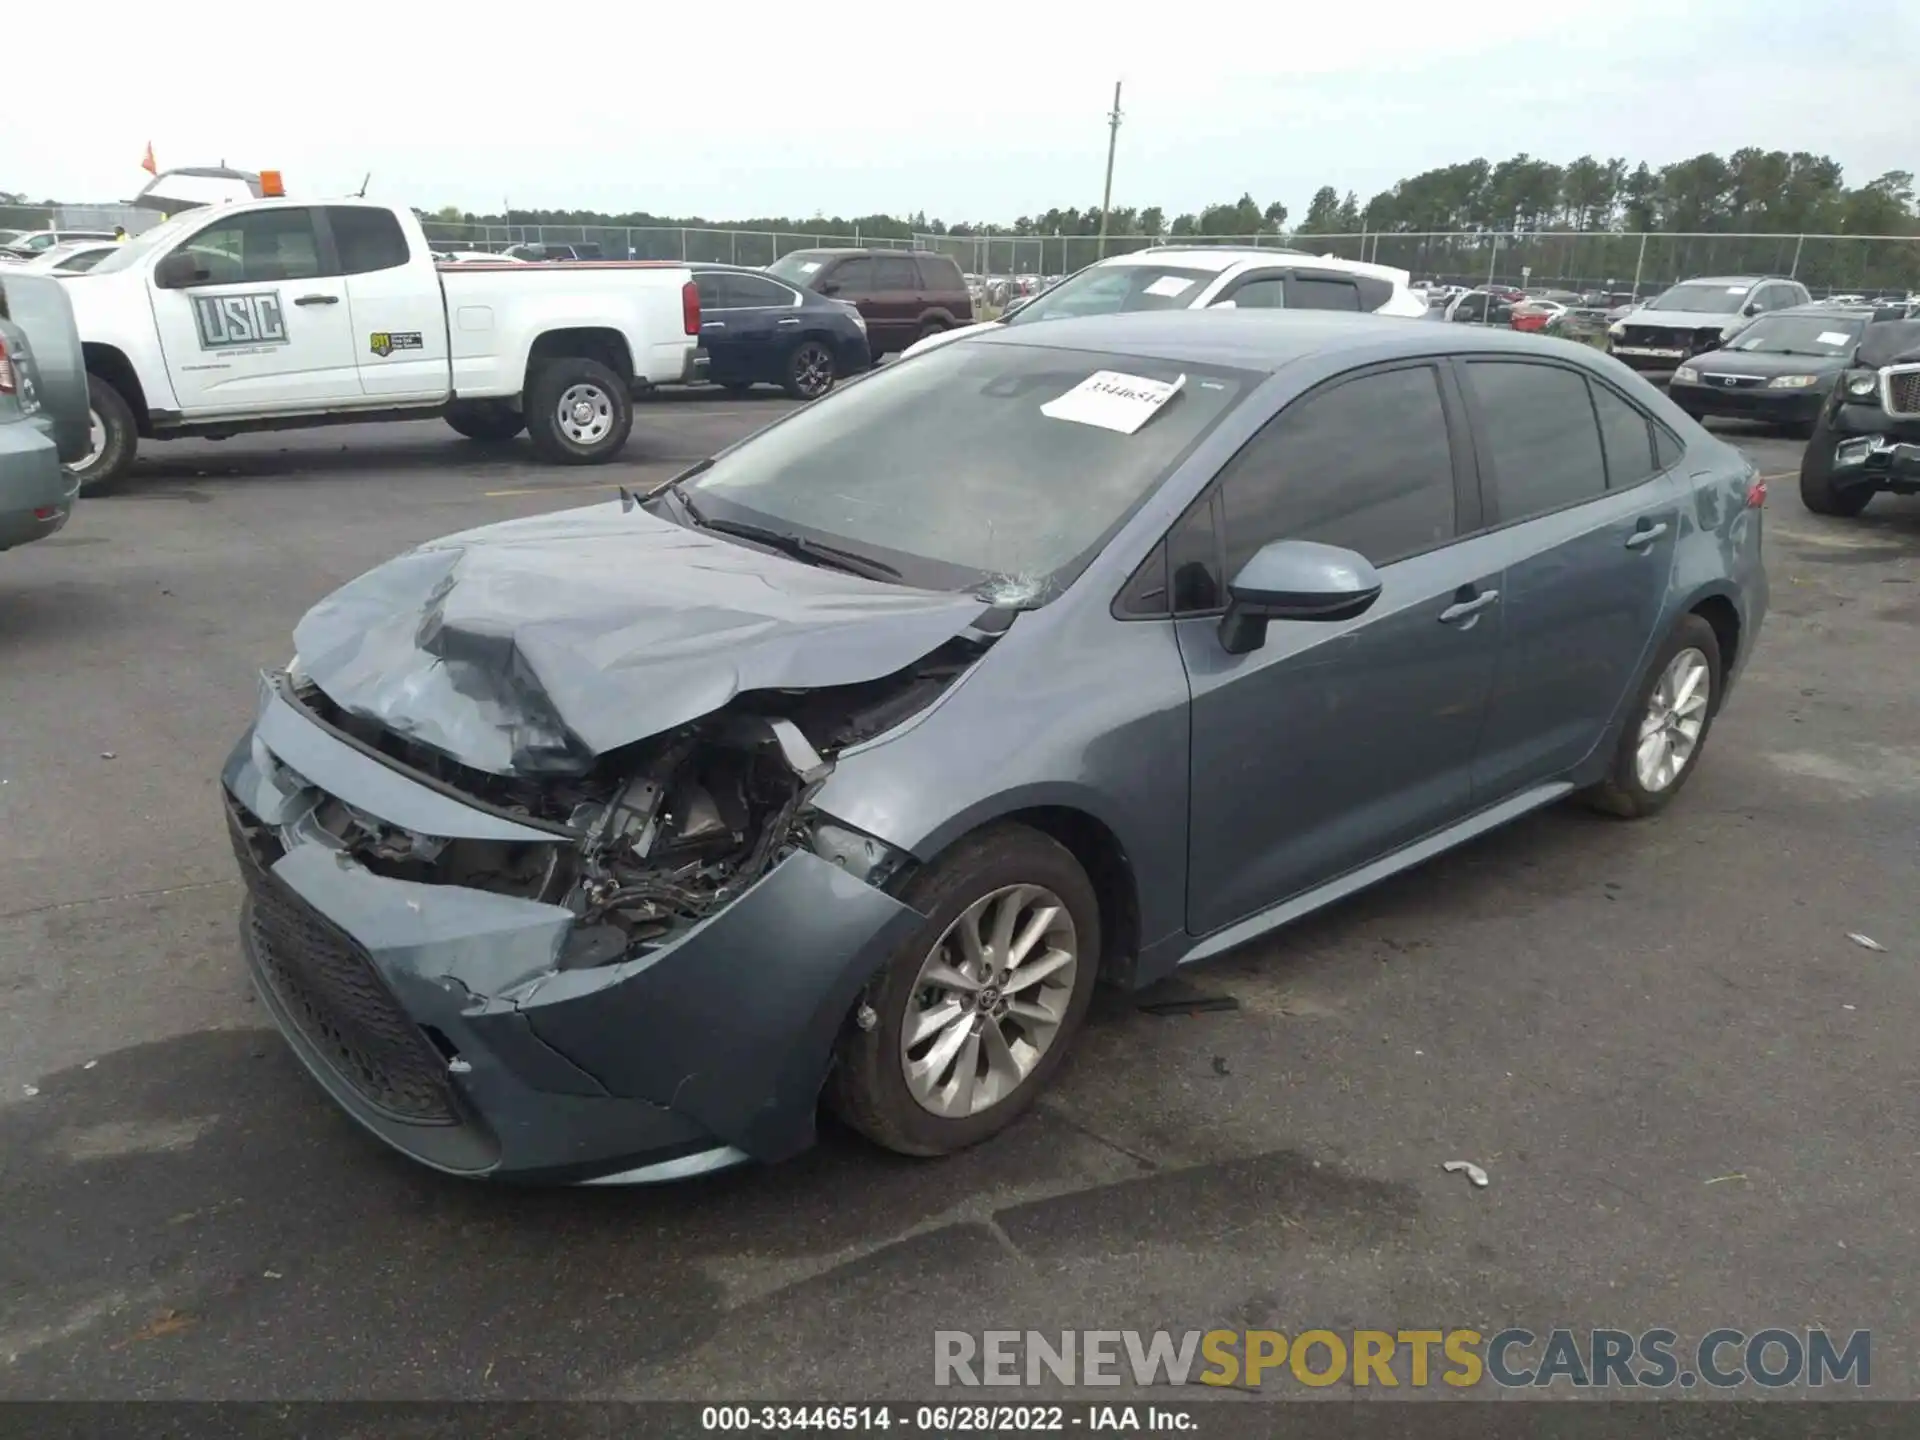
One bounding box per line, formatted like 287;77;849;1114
5;0;1917;222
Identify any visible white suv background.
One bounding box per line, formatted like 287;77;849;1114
901;247;1428;359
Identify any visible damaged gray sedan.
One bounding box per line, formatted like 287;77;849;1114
223;310;1766;1183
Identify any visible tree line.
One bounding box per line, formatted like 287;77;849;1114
422;149;1916;243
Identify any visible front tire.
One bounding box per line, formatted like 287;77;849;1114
524;357;633;464
71;375;138;493
444;400;526;443
1582;614;1722;819
782;339;838;400
828;824;1100;1157
1799;415;1872;517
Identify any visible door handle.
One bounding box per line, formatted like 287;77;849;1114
776;317;801;326
1438;589;1499;624
1625;521;1670;550
701;321;726;330
293;294;339;306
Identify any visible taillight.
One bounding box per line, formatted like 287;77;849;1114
1746;479;1767;509
0;336;14;394
682;280;700;336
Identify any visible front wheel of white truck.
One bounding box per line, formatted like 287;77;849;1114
524;357;633;465
70;374;139;493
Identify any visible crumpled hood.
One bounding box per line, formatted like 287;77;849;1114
292;502;989;776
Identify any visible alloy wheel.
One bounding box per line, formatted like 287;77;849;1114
899;884;1078;1118
555;384;613;446
1635;647;1711;792
792;343;834;399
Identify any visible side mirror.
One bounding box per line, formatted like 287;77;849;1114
1210;299;1238;310
820;281;841;296
1218;540;1383;655
1000;295;1029;318
1742;302;1760;317
154;251;204;289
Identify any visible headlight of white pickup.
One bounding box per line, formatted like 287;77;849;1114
1673;366;1699;384
1608;321;1626;338
1766;374;1822;389
1845;372;1878;398
285;653;307;686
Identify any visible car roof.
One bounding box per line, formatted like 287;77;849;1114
1672;275;1786;286
972;308;1584;373
1095;247;1313;274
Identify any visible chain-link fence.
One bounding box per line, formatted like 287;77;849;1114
0;202;159;235
916;229;1920;300
10;201;1916;298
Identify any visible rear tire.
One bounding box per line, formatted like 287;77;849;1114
524;357;633;464
828;824;1101;1157
782;339;838;400
444;400;525;443
71;374;138;494
1582;614;1722;819
1798;415;1872;517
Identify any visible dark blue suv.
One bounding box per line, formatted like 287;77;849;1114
691;264;871;400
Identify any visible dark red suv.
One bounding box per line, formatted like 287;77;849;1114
766;249;973;359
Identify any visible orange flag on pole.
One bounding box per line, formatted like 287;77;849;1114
141;142;157;175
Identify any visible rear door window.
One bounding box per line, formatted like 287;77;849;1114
1225;276;1287;309
723;273;800;308
874;255;921;290
827;257;875;296
1286;275;1363;311
914;254;961;291
1464;361;1608;521
1589;382;1659;489
325;206;411;275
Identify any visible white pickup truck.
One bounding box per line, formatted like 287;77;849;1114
63;197;704;489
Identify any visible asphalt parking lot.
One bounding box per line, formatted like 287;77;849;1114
1;393;1916;1401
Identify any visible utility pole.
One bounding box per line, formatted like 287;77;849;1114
1097;80;1123;260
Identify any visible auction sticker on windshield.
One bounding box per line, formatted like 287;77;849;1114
1143;275;1196;298
1042;371;1188;434
1818;331;1852;346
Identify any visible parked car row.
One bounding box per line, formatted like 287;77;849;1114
898;246;1428;363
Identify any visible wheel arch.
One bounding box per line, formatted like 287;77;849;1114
894;795;1145;987
523;328;635;392
82;342;152;436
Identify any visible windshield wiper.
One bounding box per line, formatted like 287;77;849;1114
676;492;901;581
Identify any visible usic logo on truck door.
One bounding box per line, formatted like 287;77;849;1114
193;293;289;349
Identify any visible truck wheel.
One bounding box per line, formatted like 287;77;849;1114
525;358;632;464
71;375;138;494
445;400;525;443
1798;416;1872;517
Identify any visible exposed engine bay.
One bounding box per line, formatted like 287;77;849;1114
286;635;987;963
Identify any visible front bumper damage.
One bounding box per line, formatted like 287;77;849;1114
1823;403;1920;498
222;674;926;1183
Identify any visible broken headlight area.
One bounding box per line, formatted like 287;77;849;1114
282;636;981;965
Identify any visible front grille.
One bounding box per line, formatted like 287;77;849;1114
1621;325;1684;350
1887;367;1920;417
228;805;460;1125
